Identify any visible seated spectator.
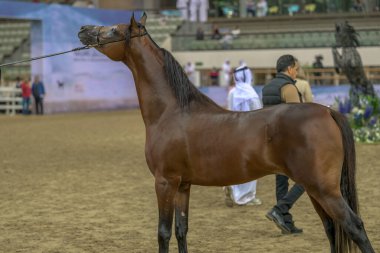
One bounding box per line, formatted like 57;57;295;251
231;25;241;39
211;25;222;40
196;26;204;40
219;32;233;49
209;67;219;86
256;0;268;17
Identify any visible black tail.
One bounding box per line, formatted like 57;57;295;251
330;109;359;252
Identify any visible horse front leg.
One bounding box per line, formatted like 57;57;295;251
155;176;181;253
175;183;191;253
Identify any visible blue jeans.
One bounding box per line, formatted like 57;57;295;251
22;97;30;115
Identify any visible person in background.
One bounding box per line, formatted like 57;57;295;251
221;60;232;86
32;75;46;115
177;0;189;20
312;55;324;85
256;0;268;17
184;62;196;85
238;60;253;81
295;65;313;102
246;0;256;17
211;24;222;40
15;76;22;88
196;26;204;40
20;77;31;115
231;25;241;39
189;0;209;23
224;65;262;207
219;32;233;49
209;67;219;86
262;55;304;234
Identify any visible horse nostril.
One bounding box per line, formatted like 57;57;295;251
80;26;92;32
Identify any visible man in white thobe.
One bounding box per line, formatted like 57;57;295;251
184;62;196;85
221;60;232;87
190;0;209;23
176;0;189;20
224;65;262;207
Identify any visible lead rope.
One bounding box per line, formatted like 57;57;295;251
0;45;93;80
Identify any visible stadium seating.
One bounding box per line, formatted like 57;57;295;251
0;20;31;80
145;14;183;45
172;13;380;51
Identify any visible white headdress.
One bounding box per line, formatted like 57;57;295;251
230;66;262;111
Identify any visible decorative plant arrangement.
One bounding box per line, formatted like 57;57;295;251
334;95;380;143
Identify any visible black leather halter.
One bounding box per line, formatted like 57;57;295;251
91;24;148;48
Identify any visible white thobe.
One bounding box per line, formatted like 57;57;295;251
226;65;262;205
190;0;209;22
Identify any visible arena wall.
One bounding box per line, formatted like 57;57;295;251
0;1;141;113
173;46;380;69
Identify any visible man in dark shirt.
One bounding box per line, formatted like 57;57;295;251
262;54;304;234
31;75;46;115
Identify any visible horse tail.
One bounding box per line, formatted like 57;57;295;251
330;109;359;253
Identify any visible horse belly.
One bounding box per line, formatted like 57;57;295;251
188;137;267;186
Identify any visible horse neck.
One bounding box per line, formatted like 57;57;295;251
123;41;176;126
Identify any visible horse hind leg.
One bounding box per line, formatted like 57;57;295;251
309;195;336;253
155;176;181;253
312;194;375;253
338;201;375;253
175;183;191;253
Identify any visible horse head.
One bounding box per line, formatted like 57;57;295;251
334;21;360;48
78;13;147;61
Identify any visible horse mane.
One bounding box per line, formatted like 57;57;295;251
341;22;360;47
161;48;218;109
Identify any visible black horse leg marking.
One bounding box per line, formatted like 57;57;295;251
340;203;375;253
319;196;375;253
175;183;191;253
155;177;181;253
308;195;336;253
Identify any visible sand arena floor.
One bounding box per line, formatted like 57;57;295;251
0;110;379;253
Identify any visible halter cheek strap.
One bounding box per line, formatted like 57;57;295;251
129;24;148;39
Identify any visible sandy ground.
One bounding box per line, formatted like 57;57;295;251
0;110;379;253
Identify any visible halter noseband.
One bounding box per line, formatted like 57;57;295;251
89;24;148;48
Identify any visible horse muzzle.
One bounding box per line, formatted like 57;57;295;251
78;25;99;46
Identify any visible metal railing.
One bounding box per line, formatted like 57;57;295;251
0;87;22;115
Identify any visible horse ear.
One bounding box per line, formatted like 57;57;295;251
140;12;147;26
130;13;138;28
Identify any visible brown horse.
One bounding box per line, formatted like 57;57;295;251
77;14;375;253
